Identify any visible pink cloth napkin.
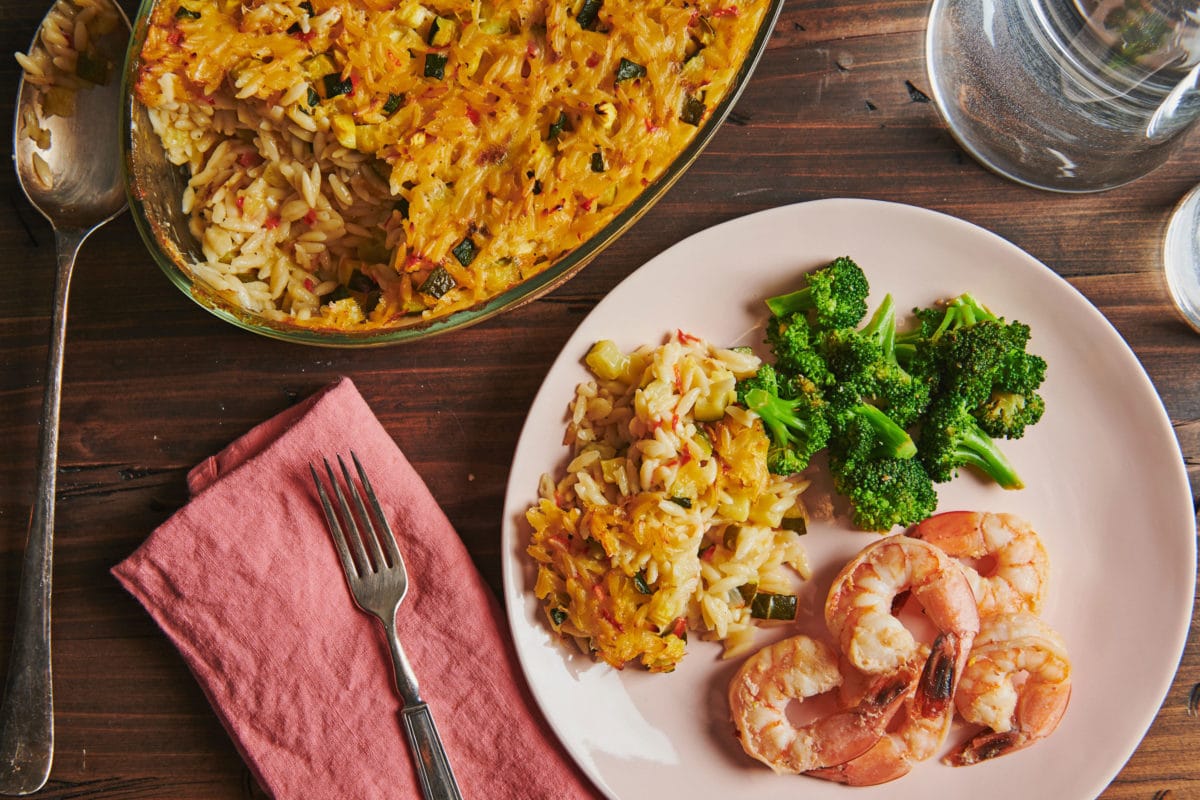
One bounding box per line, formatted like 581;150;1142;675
112;377;598;800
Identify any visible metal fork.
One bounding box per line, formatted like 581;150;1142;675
310;453;464;800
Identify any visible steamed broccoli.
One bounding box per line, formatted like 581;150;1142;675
822;294;932;426
765;256;870;332
764;312;836;387
919;396;1024;489
829;455;938;532
824;382;917;463
898;293;1046;439
736;365;830;475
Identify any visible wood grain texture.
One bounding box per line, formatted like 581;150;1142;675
0;0;1197;797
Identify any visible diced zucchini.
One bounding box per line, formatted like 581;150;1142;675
576;0;602;28
547;110;569;139
418;265;457;298
174;5;201;19
614;57;646;83
590;151;605;173
681;95;706;126
451;237;477;266
693;376;736;422
427;16;456;46
302;52;338;81
354;123;381;153
479;12;510;34
382;92;405;114
331;114;356;148
424;52;448;79
749;592;798;621
585;340;630;382
323;72;354;98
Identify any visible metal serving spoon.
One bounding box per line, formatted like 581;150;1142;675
2;0;130;793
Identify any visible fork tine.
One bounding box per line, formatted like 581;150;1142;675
338;454;388;572
310;462;359;579
351;451;404;570
324;457;373;576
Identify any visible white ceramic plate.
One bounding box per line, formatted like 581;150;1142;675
500;199;1196;799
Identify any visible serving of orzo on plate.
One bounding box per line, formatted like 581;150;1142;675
526;332;812;672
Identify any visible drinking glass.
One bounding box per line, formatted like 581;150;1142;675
926;0;1200;193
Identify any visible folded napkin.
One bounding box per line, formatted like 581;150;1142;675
113;377;598;800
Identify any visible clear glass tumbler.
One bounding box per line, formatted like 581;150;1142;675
926;0;1200;193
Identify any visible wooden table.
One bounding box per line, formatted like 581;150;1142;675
1;0;1197;797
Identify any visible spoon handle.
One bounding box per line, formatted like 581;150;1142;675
0;227;85;795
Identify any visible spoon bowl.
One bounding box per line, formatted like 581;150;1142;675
1;0;130;793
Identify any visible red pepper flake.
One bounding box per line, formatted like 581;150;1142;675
676;329;701;344
264;214;280;230
700;545;716;562
237;151;263;168
348;74;359;96
235;196;245;214
465;106;481;125
526;40;540;59
668;617;687;638
303;209;317;225
586;52;601;68
202;94;216;105
643;118;659;133
167;29;183;46
713;4;739;16
580;196;594;212
304;278;315;291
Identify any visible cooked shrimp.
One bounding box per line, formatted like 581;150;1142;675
910;511;1049;617
808;633;962;785
825;534;980;677
728;635;915;774
945;612;1072;766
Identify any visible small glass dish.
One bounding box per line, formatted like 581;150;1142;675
1163;183;1200;334
120;0;785;347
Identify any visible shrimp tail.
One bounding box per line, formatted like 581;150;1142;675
809;667;916;769
914;631;967;717
944;729;1031;765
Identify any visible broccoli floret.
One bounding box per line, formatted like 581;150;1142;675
824;383;917;462
973;322;1047;438
765;256;870;332
738;369;831;475
764;312;836;387
736;362;782;403
822;294;932;426
899;293;1046;440
829;455;938;532
919;397;1024;489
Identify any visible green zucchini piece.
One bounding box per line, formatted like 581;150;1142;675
419;266;456;298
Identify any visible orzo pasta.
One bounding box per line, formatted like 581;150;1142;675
133;0;771;328
526;332;811;672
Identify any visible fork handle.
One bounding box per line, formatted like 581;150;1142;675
400;703;464;800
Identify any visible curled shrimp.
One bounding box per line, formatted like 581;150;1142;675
910;511;1050;617
825;534;981;678
945;612;1072;766
808;633;962;785
728;635;915;774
